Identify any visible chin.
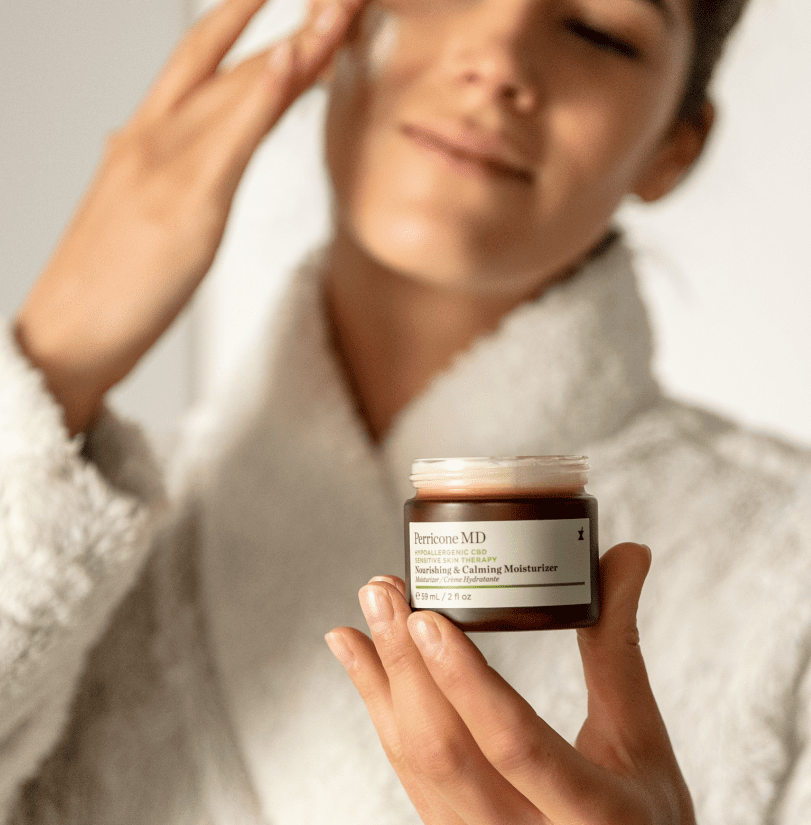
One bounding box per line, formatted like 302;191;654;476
355;214;573;299
332;175;589;294
351;209;494;289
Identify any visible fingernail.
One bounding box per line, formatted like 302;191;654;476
314;3;343;33
325;631;354;668
359;585;393;634
369;575;405;597
409;613;442;658
267;40;292;72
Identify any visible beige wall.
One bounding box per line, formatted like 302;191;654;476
0;0;191;438
620;0;811;444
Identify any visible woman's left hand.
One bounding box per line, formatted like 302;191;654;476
325;542;694;825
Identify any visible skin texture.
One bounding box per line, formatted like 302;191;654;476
322;0;713;438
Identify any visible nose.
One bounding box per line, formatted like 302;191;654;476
446;11;539;114
458;60;536;113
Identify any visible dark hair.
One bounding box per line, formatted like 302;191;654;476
678;0;751;123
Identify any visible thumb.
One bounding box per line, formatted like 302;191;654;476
577;542;666;746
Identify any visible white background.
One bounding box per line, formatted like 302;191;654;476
2;0;810;446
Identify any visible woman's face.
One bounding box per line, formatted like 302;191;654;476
325;0;696;295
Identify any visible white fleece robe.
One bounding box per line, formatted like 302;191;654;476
1;237;811;825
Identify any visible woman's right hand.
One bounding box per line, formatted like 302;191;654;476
13;0;365;436
329;544;695;825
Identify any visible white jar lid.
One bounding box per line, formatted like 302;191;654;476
410;455;589;495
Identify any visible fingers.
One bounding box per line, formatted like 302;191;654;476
369;575;407;598
331;559;689;825
325;625;468;825
575;543;694;819
324;627;398;761
145;0;272;115
576;543;669;752
231;2;361;150
144;0;365;121
153;0;363;197
119;0;361;222
353;581;543;825
407;609;594;823
181;41;297;199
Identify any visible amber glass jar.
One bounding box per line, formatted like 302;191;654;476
404;456;599;631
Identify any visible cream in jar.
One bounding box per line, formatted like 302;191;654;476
404;456;599;631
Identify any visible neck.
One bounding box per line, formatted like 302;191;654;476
323;230;562;442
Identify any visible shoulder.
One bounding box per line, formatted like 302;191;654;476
591;395;811;573
593;395;811;502
604;401;811;818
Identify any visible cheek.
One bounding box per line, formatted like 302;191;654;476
325;15;426;207
585;48;693;195
366;12;401;76
564;103;652;197
349;3;428;80
555;65;686;207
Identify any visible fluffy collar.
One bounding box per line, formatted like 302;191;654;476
202;233;660;489
378;235;660;501
191;233;662;522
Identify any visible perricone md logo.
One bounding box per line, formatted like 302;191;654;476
412;531;486;545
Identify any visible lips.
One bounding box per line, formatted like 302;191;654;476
402;122;534;185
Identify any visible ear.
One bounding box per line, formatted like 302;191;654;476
632;100;715;202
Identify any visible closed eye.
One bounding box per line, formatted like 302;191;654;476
566;21;640;60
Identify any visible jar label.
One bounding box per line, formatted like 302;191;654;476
409;519;591;609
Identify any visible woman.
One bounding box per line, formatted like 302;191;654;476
3;0;810;822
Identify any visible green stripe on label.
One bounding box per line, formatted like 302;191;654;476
416;582;585;590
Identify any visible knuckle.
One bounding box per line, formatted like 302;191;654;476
378;636;416;677
102;127;140;175
382;731;408;774
104;124;168;184
486;719;545;775
405;727;472;786
430;652;469;689
131;130;173;178
575;781;656;825
103;126;127;158
591;795;648;825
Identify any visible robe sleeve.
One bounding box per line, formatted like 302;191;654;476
0;320;166;819
772;664;811;823
768;473;811;825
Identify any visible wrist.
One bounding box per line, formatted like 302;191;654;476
13;316;107;437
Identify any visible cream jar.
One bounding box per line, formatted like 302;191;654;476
404;456;599;631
